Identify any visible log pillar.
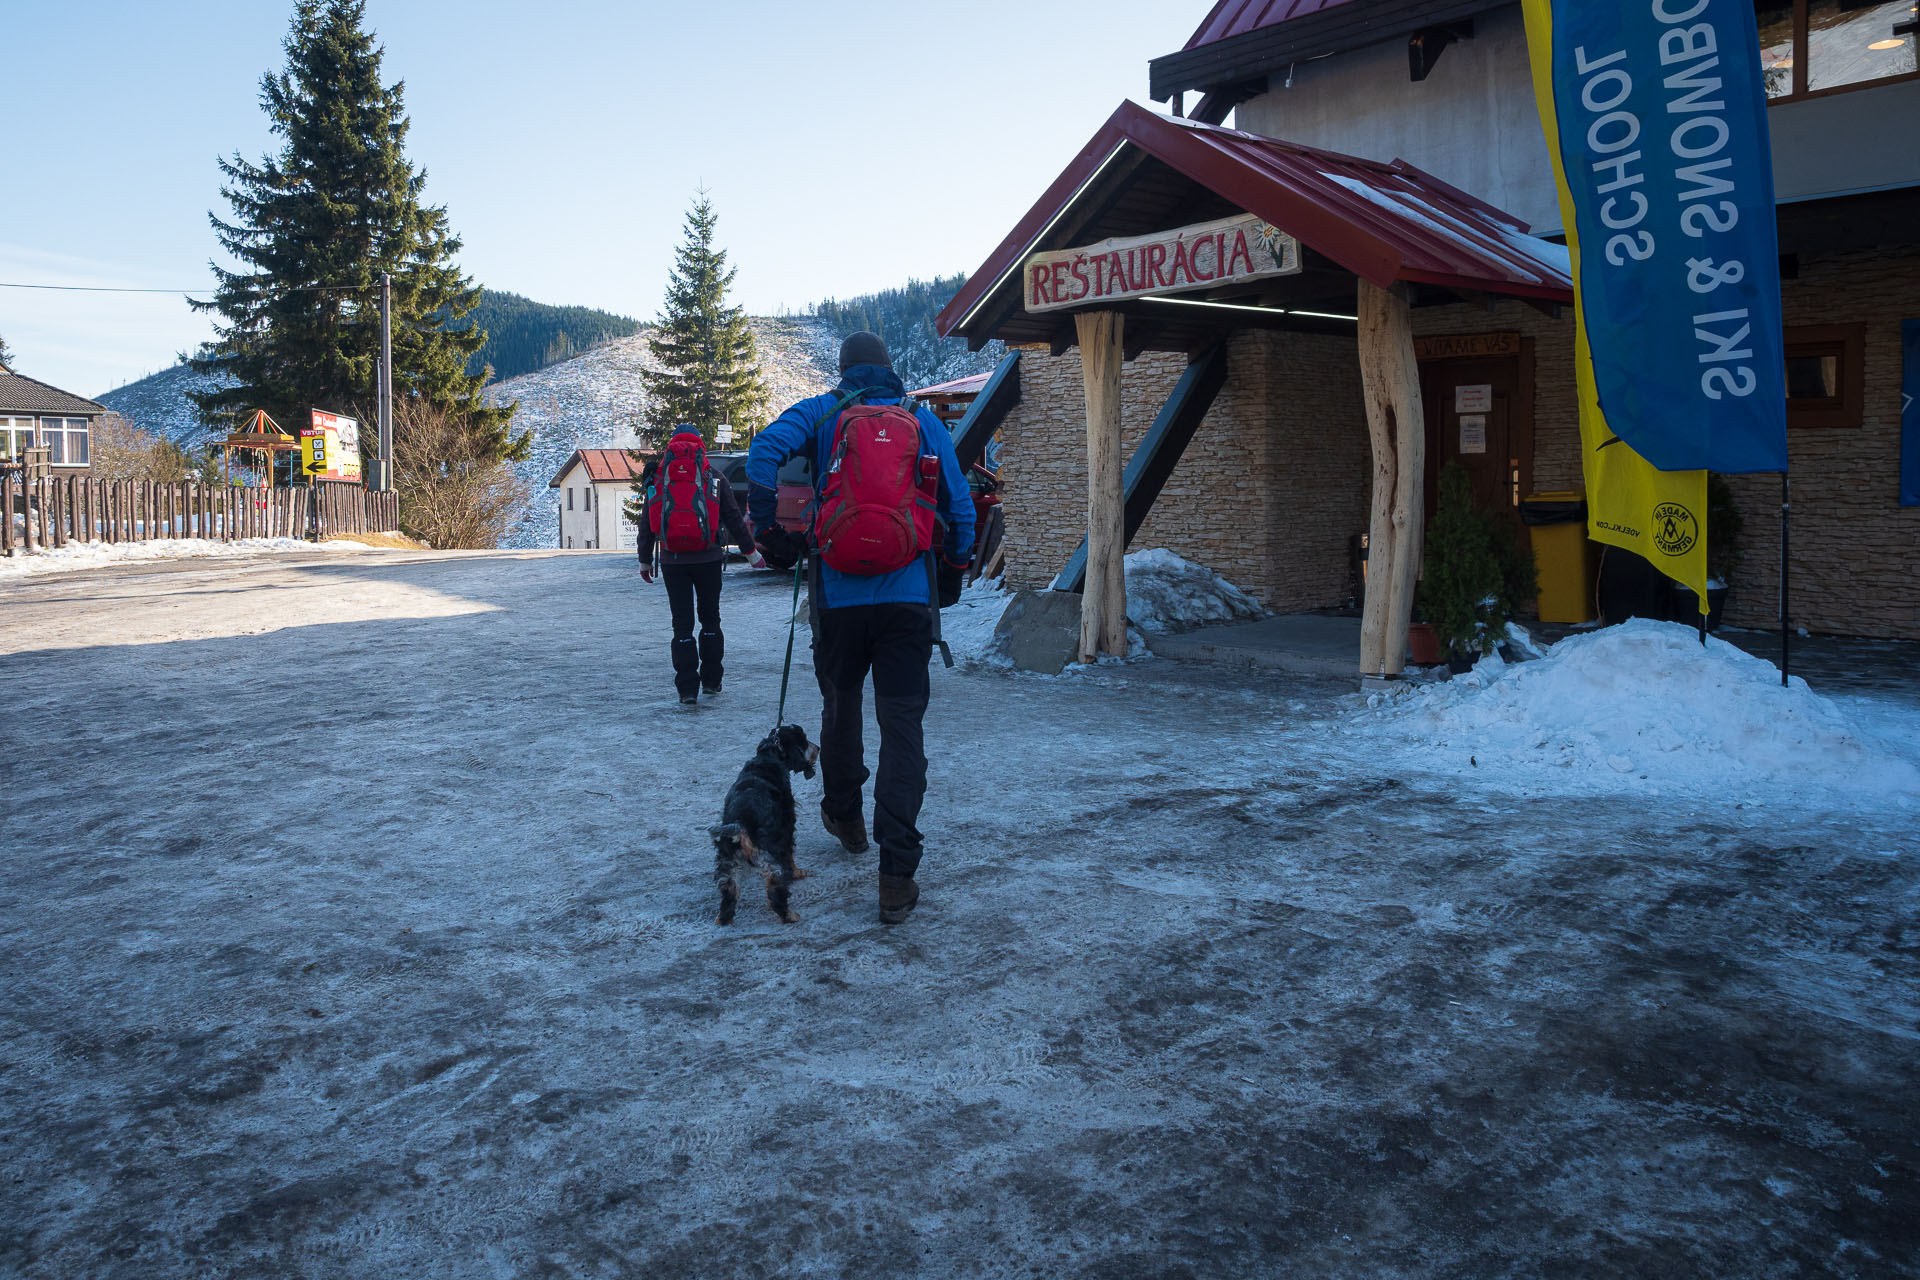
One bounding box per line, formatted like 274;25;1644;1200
1076;310;1128;662
1356;279;1426;679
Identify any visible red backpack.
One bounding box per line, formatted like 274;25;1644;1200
648;434;720;554
813;401;939;575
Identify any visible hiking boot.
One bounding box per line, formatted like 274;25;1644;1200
701;682;722;695
822;806;869;854
878;873;919;924
679;691;699;706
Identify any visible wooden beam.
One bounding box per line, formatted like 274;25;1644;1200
949;351;1020;472
1356;279;1426;679
1076;310;1128;662
1053;343;1231;594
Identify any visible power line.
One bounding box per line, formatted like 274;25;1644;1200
0;281;376;294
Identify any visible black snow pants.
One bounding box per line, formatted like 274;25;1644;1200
663;560;725;696
813;603;933;878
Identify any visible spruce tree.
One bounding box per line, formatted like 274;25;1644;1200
643;194;767;444
0;332;14;372
190;0;525;462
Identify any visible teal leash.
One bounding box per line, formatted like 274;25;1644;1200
774;556;803;729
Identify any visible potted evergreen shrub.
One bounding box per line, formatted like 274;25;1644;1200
1417;462;1538;672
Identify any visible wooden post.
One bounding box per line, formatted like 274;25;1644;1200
1;474;12;554
1356;279;1426;679
1076;310;1129;662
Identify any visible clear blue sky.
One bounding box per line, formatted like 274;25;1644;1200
3;0;1212;397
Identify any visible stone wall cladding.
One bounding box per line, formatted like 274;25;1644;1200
996;330;1370;612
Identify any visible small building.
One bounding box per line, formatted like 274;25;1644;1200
0;370;107;472
550;448;651;550
938;0;1920;654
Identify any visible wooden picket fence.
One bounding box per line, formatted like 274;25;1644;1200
0;476;399;555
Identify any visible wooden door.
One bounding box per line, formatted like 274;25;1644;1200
1419;350;1533;551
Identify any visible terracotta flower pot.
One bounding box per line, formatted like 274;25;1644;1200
1407;622;1441;666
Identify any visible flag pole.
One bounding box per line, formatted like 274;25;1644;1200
1779;471;1790;687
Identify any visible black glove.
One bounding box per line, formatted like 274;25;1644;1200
756;525;806;571
937;557;965;609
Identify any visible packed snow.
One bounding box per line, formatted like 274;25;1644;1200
1356;617;1920;805
3;552;1917;1276
1123;548;1266;633
940;574;1014;665
0;536;376;580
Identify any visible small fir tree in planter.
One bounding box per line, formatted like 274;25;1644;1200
1417;462;1538;668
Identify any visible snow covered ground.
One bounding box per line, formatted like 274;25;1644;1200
0;536;376;581
3;552;1917;1276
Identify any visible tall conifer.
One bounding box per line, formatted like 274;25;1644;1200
190;0;525;462
643;194;767;443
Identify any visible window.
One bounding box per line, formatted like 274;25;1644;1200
1758;0;1918;101
1783;323;1865;427
39;417;90;466
568;487;575;510
583;486;592;510
0;417;32;459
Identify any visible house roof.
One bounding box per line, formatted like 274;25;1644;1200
0;371;108;417
549;448;650;489
935;101;1571;351
908;372;992;400
1151;0;1497;101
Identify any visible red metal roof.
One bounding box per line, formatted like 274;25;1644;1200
1182;0;1358;50
908;372;992;399
936;101;1570;346
548;448;649;489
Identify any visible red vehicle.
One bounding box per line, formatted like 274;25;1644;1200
709;451;811;549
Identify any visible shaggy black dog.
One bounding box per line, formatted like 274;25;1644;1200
709;724;819;925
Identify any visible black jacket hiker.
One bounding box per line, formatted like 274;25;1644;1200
637;431;755;701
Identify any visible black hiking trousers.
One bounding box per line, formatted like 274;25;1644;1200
662;561;724;697
813;603;933;878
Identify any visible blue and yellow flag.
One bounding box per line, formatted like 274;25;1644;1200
1523;0;1790;608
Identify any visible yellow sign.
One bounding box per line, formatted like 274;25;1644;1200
301;429;328;476
1522;0;1707;613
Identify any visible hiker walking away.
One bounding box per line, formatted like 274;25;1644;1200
638;425;755;705
747;332;974;923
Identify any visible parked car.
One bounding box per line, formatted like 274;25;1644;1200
708;450;812;541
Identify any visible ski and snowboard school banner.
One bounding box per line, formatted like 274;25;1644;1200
1523;0;1789;609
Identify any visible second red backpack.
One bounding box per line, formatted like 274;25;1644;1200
812;402;938;575
648;434;720;554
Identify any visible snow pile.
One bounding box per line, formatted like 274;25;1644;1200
0;537;375;580
1123;548;1266;634
941;575;1014;666
1362;618;1920;803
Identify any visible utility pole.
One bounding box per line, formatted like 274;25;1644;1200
378;271;394;492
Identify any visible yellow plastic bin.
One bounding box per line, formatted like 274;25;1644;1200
1520;491;1598;624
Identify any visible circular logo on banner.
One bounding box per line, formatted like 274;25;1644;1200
1651;502;1699;557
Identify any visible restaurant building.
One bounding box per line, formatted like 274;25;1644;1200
936;0;1920;655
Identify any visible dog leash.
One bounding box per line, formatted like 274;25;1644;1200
773;556;803;729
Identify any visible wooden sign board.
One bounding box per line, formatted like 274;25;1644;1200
1413;332;1522;360
1025;213;1300;315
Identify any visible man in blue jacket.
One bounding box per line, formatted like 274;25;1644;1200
747;332;974;924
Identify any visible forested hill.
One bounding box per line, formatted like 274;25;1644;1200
457;290;643;383
804;275;1003;391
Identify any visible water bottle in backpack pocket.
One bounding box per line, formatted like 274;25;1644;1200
650;434;720;554
812;403;939;575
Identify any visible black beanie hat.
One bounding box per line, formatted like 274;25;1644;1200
839;331;891;372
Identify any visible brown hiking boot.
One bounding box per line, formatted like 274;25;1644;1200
878;873;919;924
822;806;869;855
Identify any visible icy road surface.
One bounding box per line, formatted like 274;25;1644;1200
2;550;1915;1277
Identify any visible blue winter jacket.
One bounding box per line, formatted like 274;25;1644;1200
746;364;975;610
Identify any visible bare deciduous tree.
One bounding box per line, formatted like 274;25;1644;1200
394;399;530;549
89;414;194;484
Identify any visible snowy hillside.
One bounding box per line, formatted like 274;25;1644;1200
491;316;840;549
96;363;234;446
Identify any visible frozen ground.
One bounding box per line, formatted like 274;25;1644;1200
2;552;1917;1278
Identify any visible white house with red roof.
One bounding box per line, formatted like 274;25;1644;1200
549;448;652;550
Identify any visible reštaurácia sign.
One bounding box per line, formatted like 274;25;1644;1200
1025;214;1300;314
